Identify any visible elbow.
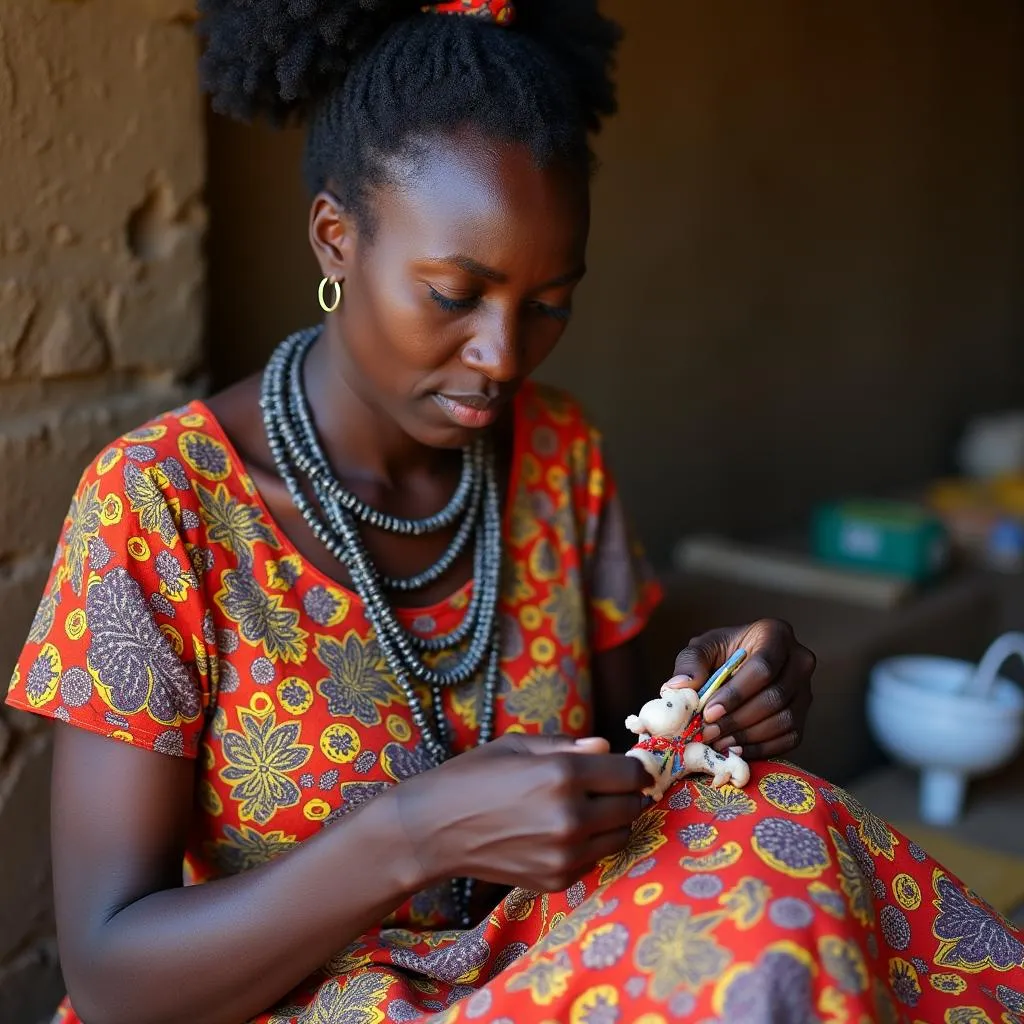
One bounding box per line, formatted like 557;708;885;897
61;948;138;1024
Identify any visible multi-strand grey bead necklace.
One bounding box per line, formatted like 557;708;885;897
260;326;503;926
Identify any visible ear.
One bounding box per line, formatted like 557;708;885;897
309;190;357;283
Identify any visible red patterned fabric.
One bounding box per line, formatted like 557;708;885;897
423;0;516;26
8;381;1023;1022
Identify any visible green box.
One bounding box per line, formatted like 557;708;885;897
811;500;949;582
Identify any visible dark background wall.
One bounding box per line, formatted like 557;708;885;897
207;0;1024;564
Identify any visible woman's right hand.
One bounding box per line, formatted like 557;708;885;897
393;734;650;893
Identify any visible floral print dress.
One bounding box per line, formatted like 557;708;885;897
8;381;1024;1024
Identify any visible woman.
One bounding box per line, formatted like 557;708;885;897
8;1;1023;1021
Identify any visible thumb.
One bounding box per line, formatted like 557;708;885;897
666;629;731;691
495;733;611;756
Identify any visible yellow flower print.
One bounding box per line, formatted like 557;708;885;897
100;493;123;526
386;715;412;742
124;463;180;548
635;883;664;906
598;810;668;885
216;569;308;664
681;842;743;873
205;825;297;875
694;781;757;821
178;430;232;482
888;958;922;1009
506;952;573;1006
634;903;730;999
570;985;619;1024
160;623;184;656
719;876;771;930
24;643;62;708
199;780;223;816
503;666;568;733
930;974;968;995
197;483;278;560
828;828;873;926
519;604;542;629
893;872;922;911
818;936;869;994
752;817;831;879
944;1009;995;1024
128;537;151;561
63;478;104;594
758;772;816;814
266;554;304;591
278;677;314;716
95;447;123;475
541;583;584;648
315;632;401;726
123;423;168;442
179;413;206;428
65;608;87;640
320;723;361;764
529;537;562;581
304;799;331;821
530;637;556;664
219;708;312;825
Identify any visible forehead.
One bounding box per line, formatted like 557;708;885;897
369;133;589;267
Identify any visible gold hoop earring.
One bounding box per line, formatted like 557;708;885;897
318;277;342;313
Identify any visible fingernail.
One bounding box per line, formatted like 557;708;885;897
662;674;693;689
713;737;736;752
703;703;725;723
702;724;720;742
729;745;743;755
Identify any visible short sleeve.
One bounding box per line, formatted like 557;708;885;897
578;428;663;653
5;443;214;758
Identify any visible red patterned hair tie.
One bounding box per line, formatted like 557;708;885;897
422;0;516;26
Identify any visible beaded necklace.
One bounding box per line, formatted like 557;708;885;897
260;326;503;925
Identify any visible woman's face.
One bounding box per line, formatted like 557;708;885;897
311;132;590;449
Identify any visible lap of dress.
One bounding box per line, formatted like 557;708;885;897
55;761;1017;1024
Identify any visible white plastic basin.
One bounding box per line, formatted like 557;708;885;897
867;654;1024;825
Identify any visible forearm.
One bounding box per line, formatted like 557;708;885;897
65;792;423;1024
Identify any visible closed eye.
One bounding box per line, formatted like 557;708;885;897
428;286;478;313
531;301;573;323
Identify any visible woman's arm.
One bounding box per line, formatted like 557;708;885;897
52;727;425;1024
54;725;648;1024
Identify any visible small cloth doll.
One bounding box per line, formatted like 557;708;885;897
624;683;751;801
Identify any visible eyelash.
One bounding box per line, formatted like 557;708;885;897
428;286;572;322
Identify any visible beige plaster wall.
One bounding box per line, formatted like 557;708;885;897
0;2;206;1018
206;0;1024;563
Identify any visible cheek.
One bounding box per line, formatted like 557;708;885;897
347;275;461;377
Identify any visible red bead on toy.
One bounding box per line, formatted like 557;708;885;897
422;0;516;25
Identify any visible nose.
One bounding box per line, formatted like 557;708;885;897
461;309;521;383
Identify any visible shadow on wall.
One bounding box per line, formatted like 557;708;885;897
205;0;1024;564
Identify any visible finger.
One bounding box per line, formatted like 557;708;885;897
496;733;607;756
661;673;699;693
671;628;733;689
720;689;812;759
579;825;634;867
575;753;652;795
704;644;813;740
583;792;645;835
736;729;803;761
701;622;794;725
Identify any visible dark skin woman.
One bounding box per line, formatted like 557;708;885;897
11;3;1014;1023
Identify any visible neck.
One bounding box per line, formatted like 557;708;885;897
303;320;454;487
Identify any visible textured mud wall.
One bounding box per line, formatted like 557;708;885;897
0;2;205;1018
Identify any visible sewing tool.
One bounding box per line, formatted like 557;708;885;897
697;648;747;713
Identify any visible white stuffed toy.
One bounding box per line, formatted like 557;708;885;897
624;684;750;801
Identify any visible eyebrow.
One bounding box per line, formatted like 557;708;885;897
422;255;586;290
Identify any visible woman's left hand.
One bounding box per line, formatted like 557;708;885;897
665;619;816;760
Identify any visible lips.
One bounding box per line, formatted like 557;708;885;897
433;393;503;429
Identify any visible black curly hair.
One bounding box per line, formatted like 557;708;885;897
198;0;621;231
